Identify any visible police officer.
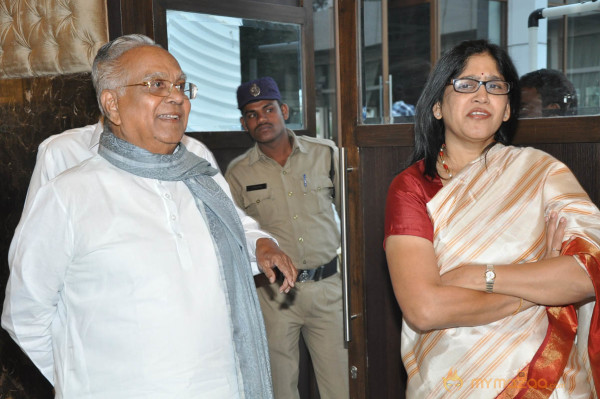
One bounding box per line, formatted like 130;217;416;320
225;77;348;399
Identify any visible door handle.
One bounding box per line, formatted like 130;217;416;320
340;147;352;343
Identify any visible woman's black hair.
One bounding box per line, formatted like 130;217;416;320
411;39;521;179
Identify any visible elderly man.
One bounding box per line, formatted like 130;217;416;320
225;77;348;399
2;35;296;398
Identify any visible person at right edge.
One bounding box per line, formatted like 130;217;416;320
225;77;349;399
384;39;599;398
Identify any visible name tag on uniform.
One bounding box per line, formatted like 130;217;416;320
246;183;267;191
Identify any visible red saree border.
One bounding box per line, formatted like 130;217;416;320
496;237;600;398
567;238;600;396
499;305;576;399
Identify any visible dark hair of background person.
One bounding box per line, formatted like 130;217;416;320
411;39;521;179
519;68;578;117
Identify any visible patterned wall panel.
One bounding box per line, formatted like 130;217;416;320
0;0;109;78
0;2;108;396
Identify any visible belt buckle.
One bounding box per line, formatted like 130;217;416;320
298;270;311;283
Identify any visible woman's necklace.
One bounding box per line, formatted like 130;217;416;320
439;144;453;179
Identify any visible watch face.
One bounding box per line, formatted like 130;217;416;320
485;270;496;280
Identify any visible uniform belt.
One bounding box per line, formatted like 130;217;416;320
295;257;338;283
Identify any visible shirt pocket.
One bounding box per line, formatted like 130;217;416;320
306;175;334;214
242;186;278;226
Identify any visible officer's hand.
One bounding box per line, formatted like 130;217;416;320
256;238;297;293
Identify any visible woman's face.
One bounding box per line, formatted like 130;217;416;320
433;52;511;147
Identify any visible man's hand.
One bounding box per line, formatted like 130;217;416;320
256;238;297;293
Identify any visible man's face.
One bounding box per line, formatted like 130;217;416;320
240;100;289;145
104;46;191;154
520;87;543;118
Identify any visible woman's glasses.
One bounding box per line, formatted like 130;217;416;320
449;78;511;95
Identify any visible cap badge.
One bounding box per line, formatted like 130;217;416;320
250;83;261;97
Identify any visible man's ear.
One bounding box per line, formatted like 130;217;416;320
240;116;248;131
101;90;121;126
280;103;290;121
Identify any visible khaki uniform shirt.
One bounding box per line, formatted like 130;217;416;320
225;129;340;269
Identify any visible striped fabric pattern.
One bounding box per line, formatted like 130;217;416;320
402;144;598;398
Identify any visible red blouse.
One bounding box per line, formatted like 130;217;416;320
384;160;443;247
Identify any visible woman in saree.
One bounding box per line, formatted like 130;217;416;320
384;39;599;398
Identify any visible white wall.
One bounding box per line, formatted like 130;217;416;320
507;0;548;76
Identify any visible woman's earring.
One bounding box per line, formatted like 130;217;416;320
433;103;443;119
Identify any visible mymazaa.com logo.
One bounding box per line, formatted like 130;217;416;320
443;369;463;392
443;370;564;392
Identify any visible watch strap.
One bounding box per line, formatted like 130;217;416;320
485;264;496;293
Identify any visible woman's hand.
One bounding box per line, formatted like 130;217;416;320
543;211;567;259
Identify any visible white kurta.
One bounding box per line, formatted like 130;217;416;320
3;155;248;398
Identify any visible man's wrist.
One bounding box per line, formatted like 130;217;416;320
256;237;277;249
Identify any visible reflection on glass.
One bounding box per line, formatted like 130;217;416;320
546;13;600;116
166;10;303;131
314;0;338;140
360;0;430;125
359;0;506;125
361;0;384;124
388;3;429;124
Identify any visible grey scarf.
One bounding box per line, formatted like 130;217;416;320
98;128;273;399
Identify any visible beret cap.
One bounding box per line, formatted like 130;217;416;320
237;77;281;110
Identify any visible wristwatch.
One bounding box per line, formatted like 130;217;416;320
485;264;496;293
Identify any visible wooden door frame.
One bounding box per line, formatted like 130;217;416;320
336;1;600;398
336;1;368;398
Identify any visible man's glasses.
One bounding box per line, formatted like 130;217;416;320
449;78;511;95
122;79;198;99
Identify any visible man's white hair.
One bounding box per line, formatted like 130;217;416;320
91;34;162;115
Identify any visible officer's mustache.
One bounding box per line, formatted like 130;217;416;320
256;123;273;130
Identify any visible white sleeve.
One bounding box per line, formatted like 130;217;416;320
21;123;99;216
10;141;62;271
2;184;73;384
21;141;58;215
212;172;276;275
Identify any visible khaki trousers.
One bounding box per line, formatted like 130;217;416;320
256;274;349;399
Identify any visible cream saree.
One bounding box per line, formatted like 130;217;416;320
402;144;600;398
